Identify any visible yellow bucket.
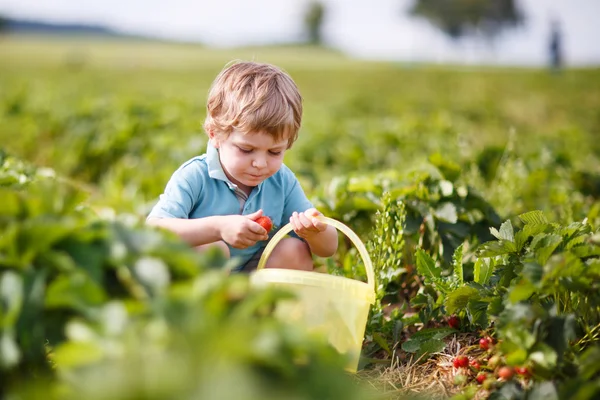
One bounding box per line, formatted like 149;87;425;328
250;216;376;372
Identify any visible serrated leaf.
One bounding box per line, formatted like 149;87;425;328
401;339;421;353
416;338;446;358
515;223;551;251
452;243;464;285
415;248;441;280
410;327;456;341
498;220;514;242
519;210;548;225
532;234;562;265
467;299;489;327
445;286;480;315
477;240;516;257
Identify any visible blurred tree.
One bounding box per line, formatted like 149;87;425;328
409;0;524;40
304;1;326;45
0;15;8;33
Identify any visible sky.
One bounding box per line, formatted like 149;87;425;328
1;0;599;66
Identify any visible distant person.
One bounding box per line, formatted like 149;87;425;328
549;20;563;72
146;61;338;272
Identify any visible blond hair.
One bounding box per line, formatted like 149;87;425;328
203;61;303;148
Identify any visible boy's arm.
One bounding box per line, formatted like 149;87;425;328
148;210;268;249
289;210;339;258
147;216;224;247
304;224;338;258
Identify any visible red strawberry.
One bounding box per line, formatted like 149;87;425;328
479;337;492;350
453;356;469;368
476;372;487;384
255;216;273;232
498;366;514;380
515;366;530;377
448;315;460;329
470;359;481;370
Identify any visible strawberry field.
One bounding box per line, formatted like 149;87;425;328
1;36;600;399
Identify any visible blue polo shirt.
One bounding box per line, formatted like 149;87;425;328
147;143;313;270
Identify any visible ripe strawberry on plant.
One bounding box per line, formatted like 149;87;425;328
448;315;460;329
255;216;273;232
498;366;514;380
515;366;530;377
453;356;469;368
469;359;481;370
476;372;488;384
479;337;492;350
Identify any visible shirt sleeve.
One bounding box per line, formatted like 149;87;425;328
147;161;203;220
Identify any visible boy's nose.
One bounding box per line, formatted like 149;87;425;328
252;157;267;169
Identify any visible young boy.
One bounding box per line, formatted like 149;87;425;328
147;61;338;272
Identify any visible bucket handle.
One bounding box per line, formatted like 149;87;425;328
256;216;375;291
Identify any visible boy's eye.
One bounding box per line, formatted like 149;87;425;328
269;151;282;156
237;147;252;153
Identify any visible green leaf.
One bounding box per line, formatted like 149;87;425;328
434;202;458;224
527;382;559;400
0;332;20;368
416;338;446;358
410;327;456;341
515;223;551;251
579;346;600;380
0;271;23;327
467;299;489;327
545;315;576;362
477;240;516;257
522;262;543;285
519;210;548;225
508;281;536;303
401;339;421;353
505;325;536;350
372;332;391;354
415;248;441;280
445;286;480;315
505;348;528;365
499;220;514;242
52;341;104;368
530;343;558;369
531;234;562;265
452;244;464;285
45;273;107;310
474;257;496;285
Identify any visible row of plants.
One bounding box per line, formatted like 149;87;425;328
0;152;369;399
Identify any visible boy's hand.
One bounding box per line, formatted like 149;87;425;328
220;210;269;249
289;208;327;240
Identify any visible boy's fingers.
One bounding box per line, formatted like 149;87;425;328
305;208;321;218
298;212;320;231
245;209;263;220
247;221;267;235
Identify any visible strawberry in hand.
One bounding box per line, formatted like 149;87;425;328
255;216;273;232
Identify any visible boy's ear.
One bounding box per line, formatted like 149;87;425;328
207;129;220;148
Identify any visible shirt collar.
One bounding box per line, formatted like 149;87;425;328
206;141;263;195
206;141;237;189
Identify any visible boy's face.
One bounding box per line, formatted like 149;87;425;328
210;129;288;194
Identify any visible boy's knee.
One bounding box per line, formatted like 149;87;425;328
267;238;313;271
